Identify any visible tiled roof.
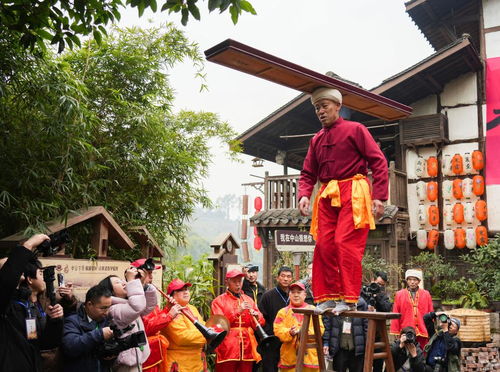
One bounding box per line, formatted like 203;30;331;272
250;205;399;227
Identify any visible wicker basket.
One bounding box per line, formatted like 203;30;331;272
446;308;491;342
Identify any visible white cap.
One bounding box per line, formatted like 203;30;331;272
311;87;342;105
405;269;423;282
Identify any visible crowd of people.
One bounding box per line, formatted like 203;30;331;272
0;234;463;372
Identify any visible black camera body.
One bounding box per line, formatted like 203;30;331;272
35;230;70;257
98;323;147;359
432;356;446;372
404;330;416;344
361;282;381;307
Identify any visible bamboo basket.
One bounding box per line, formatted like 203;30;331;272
446;308;491;342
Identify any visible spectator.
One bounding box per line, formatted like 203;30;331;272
423;312;462;372
98;265;157;372
274;281;323;371
242;263;266;305
62;284;114;372
299;263;315;305
259;266;294;372
322;297;368;372
390;270;433;350
390;326;426;372
0;234;64;372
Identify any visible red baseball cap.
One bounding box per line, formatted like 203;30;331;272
226;269;245;279
167;278;192;295
130;258;161;270
289;282;306;291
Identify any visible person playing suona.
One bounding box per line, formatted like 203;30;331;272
273;282;324;372
211;269;265;372
390;270;433;350
298;87;388;314
161;278;207;372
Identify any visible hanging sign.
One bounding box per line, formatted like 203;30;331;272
274;230;315;252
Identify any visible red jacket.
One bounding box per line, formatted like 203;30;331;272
390;288;433;338
298;117;388;201
211;291;265;364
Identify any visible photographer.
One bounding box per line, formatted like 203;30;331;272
362;271;392;313
62;284;114;371
0;234;65;372
390;327;426;372
98;261;157;371
423;312;462;372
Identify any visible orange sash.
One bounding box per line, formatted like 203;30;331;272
310;174;375;240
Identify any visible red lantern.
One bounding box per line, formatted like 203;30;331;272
427;157;438;177
427;230;439;250
254;197;262;212
254;236;262;250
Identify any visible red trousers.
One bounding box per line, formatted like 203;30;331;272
312;181;369;304
215;361;254;372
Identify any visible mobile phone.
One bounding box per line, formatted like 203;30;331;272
57;273;64;287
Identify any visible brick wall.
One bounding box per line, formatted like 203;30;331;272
461;344;499;371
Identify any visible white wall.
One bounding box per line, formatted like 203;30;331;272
486;185;500;232
444;105;479;141
485;31;500;58
410;95;437;116
441;72;477;107
483;0;500;28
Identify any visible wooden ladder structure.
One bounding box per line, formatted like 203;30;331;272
292;308;401;372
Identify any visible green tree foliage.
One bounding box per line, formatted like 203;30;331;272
0;24;239;254
0;0;256;52
407;251;457;290
461;234;500;301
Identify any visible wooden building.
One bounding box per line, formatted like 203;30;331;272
230;0;499;287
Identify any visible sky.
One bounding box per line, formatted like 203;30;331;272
118;0;434;201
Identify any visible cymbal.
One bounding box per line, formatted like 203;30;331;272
206;315;230;332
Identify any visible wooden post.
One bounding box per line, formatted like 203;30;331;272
92;216;109;258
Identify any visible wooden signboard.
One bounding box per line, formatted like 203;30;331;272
40;257;163;303
205;39;412;121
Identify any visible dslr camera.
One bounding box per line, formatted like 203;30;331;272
34;230;70;257
438;313;450;324
361;282;381;306
98;323;147;359
432;356;446;372
403;330;416;344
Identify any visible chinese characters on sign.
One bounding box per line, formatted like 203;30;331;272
274;229;316;252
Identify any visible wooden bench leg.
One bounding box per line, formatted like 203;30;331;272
378;320;395;372
295;313;310;372
363;318;377;372
312;315;327;371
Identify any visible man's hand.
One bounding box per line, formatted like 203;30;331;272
441;320;449;331
399;334;407;348
239;300;251;313
57;282;73;299
168;304;183;319
299;196;310;216
372;199;384;220
323;345;329;355
102;327;114;340
249;309;259;317
47;304;64;319
289;326;299;336
22;234;50;251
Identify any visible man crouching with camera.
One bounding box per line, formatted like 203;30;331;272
423;312;462;372
390;326;426;372
62;284;114;371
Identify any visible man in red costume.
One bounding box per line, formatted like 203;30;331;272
298;87;388;313
211;269;265;372
391;270;433;350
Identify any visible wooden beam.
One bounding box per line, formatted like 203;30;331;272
92;216;109;258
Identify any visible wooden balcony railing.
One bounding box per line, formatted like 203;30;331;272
262;161;408;211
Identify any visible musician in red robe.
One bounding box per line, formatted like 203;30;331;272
298;87;388;313
390;270;434;350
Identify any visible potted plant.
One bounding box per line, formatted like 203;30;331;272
459;280;489;310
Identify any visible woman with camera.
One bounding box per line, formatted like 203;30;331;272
99;263;157;371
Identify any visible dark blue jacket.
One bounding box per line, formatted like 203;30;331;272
62;304;111;372
322;298;368;357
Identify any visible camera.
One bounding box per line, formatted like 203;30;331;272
404;330;416;344
137;258;156;272
432;356;445;372
361;282;381;306
35;230;70;257
98;323;147;359
438;313;450;323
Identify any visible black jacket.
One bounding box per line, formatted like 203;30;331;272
0;245;63;372
242;278;265;305
258;286;289;335
390;339;426;372
374;290;392;312
62;304;111;372
322;298;368;357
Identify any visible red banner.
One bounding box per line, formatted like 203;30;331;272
486;57;500;185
